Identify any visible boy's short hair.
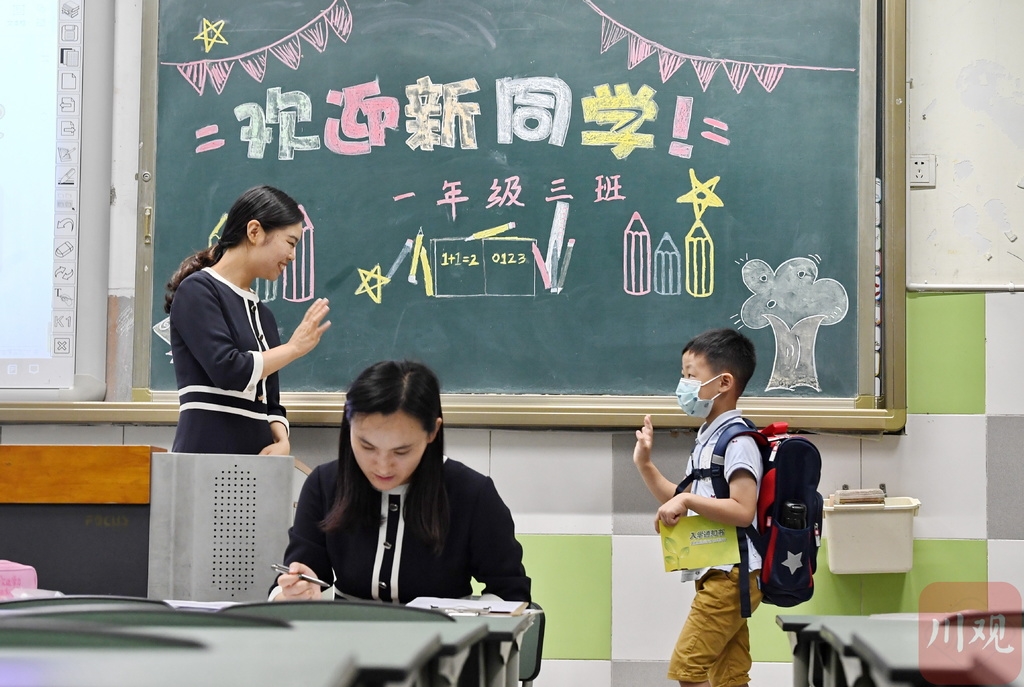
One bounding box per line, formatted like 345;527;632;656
682;328;757;395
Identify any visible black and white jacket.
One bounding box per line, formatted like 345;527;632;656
169;267;287;454
283;458;531;603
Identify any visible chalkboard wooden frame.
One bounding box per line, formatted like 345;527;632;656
126;0;908;432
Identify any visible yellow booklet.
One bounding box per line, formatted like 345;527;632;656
660;514;740;572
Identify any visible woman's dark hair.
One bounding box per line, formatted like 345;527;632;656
163;185;303;313
321;360;450;555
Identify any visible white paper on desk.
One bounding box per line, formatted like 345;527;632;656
164;599;240;611
407;596;528;615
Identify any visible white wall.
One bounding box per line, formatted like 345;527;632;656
906;0;1024;289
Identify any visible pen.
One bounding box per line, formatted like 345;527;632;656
271;563;331;589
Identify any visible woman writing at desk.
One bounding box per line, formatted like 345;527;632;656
164;185;331;455
273;360;531;603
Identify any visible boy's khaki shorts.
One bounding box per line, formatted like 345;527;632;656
668;566;763;687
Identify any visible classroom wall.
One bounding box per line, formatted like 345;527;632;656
1;2;1021;686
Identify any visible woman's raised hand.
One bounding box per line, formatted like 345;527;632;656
287;298;331;357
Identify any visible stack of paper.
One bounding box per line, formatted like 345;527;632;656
833;488;886;504
407;597;528;616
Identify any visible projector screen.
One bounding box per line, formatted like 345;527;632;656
0;0;108;399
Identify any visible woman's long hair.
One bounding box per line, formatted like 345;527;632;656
321;360;450;555
163;185;303;313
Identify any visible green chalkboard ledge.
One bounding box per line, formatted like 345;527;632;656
0;392;906;433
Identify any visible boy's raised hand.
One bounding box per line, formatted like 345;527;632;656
633;414;655;466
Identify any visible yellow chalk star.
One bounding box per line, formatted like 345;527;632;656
676;168;723;220
193;18;228;53
354;264;391;304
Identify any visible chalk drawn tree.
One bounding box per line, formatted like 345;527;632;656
738;257;849;391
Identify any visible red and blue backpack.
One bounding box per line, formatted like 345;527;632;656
676;419;823;617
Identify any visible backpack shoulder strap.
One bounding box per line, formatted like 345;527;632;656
710;417;767;619
676;418;760;497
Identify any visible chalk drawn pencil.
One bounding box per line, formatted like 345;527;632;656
419;246;434;297
465;221;516;241
531;242;553;290
555;238;576;293
545;201;569;290
386;238;414;280
408;228;424;284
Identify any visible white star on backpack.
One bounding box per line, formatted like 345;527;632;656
782;551;803;575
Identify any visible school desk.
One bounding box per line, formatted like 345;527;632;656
779;613;1024;687
0;617;360;687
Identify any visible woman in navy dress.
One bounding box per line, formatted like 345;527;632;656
273;360;531;604
163;185;331;455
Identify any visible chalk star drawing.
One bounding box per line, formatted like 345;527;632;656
676;168;723;220
355;264;390;304
194;18;228;53
782;550;803;575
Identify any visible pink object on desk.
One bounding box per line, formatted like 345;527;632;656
0;560;37;599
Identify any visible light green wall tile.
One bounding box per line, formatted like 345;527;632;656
906;293;985;414
861;539;988;614
519;534;612;660
750;539;988;661
750;539;864;662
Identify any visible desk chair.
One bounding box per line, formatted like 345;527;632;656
0;595;171;610
518;603;545;686
222;598;455;622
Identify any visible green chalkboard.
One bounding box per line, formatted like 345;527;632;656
148;0;869;397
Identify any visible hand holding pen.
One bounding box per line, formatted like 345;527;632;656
272;562;330;601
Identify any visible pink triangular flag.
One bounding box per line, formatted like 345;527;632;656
690;59;719;92
627;34;655;69
207;61;234;95
269;36;303;70
722;61;752;93
657;50;685;83
600;16;628;54
300;18;330;52
325;2;353;41
176;62;207;96
752;64;785;93
238;52;268;82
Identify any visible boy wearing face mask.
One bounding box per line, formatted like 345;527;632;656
632;327;761;687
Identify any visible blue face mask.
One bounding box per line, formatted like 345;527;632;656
675;374;724;418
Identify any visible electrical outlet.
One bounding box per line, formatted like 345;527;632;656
910;154;936;187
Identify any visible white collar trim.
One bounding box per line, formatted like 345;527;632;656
203;267;259;302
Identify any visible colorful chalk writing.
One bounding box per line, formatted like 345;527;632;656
150;0;865;399
581;83;658;159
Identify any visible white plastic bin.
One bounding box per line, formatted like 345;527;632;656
822;495;921;574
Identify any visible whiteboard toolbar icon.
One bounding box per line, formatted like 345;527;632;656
53;337;73;356
59;71;78;91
